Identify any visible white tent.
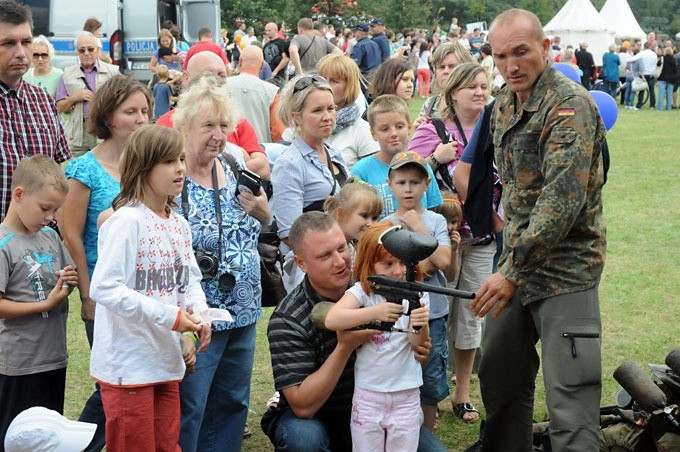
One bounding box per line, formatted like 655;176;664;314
599;0;646;42
544;0;615;65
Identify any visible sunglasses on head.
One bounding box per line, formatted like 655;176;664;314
293;75;327;94
32;53;49;59
77;47;97;54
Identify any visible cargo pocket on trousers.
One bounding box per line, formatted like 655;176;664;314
558;325;601;387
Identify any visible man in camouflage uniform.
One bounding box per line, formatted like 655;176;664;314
470;9;607;452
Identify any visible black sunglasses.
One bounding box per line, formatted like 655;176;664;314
293;75;327;94
32;53;49;59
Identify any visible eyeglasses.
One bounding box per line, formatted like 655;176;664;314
77;47;97;54
32;53;49;59
293;75;327;94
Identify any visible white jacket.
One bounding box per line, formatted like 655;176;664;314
90;204;207;386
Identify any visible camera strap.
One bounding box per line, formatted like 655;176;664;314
181;160;223;263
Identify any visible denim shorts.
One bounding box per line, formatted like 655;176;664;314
420;316;450;405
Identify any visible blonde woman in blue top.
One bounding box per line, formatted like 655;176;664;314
272;74;349;290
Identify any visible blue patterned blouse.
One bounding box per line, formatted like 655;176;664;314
177;154;262;331
64;152;120;278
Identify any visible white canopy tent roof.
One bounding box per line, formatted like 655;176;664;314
544;0;615;65
599;0;646;42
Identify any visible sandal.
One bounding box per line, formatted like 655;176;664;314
453;402;480;423
243;424;253;439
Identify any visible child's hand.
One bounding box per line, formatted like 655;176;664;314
450;230;461;249
399;210;427;234
371;301;404;323
174;310;201;333
58;266;78;293
180;334;197;375
44;266;78;310
409;303;430;329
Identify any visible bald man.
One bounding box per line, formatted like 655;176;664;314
226;46;284;143
263;22;288;85
156;51;270;180
472;9;606;451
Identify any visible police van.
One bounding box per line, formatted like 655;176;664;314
19;0;221;82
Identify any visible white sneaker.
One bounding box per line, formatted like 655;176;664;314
631;106;639;110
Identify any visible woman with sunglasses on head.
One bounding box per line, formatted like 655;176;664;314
272;74;349;290
173;74;270;452
56;31;119;157
23;35;62;98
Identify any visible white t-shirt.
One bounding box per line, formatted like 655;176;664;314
416;50;431;70
348;282;427;392
90;204;208;386
326;117;379;170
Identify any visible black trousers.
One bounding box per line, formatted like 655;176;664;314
0;368;66;451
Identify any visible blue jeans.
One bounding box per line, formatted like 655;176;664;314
624;75;635;106
604;80;618;98
179;324;256;452
657;80;673;110
274;409;447;451
421;316;450;405
78;320;106;452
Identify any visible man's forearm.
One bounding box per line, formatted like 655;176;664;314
282;343;353;419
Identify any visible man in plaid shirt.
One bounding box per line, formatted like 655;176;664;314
0;1;70;221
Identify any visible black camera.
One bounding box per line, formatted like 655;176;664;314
195;251;235;292
235;169;262;197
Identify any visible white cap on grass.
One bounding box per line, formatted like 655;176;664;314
4;407;96;452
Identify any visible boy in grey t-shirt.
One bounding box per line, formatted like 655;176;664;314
0;156;77;444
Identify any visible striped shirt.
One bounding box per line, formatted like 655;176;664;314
0;80;70;220
268;276;355;418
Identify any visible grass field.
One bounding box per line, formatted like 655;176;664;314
63;100;680;451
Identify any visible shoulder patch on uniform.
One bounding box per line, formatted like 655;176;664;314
558;108;575;116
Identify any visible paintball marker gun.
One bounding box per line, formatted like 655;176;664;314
368;225;474;331
312;226;475;334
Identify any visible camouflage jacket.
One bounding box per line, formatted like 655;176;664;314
491;64;607;305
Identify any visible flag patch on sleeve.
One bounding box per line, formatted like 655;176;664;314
558;108;575;116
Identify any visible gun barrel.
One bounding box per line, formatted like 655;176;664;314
614;360;667;412
368;275;475;299
665;347;680;377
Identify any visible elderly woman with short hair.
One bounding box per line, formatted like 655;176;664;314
23;35;63;97
174;74;270;452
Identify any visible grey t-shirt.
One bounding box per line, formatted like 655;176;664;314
291;34;336;74
386;210;451;319
0;225;74;376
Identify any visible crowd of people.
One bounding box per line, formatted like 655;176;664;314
0;0;612;450
552;34;680;111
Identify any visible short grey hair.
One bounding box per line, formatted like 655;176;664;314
174;73;237;136
75;31;101;48
32;35;55;60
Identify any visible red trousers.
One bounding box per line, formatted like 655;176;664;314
100;381;181;452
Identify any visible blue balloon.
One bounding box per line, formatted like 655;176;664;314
554;62;581;84
589;90;618;131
